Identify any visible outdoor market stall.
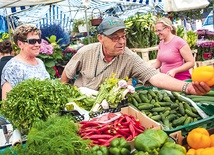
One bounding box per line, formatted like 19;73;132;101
0;0;214;154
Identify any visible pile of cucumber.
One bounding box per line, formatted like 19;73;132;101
127;89;202;130
183;90;214;104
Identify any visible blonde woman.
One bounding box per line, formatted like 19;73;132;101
152;17;194;80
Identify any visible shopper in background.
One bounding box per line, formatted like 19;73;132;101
152;17;195;80
1;24;50;100
0;40;14;100
60;16;211;96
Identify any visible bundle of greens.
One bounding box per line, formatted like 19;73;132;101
90;74;135;112
2;116;92;155
0;78;76;132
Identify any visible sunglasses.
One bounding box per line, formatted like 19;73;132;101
22;38;42;44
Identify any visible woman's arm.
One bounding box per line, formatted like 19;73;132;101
151;59;162;69
2;82;12;100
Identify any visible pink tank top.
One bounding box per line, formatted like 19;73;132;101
157;36;191;80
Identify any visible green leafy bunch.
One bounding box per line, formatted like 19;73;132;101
1;116;92;155
125;12;158;48
0;78;76;132
37;35;63;78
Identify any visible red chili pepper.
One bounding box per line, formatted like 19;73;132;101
86;134;113;139
138;125;146;131
126;134;133;141
98;138;107;144
113;118;119;127
118;115;126;124
98;124;111;133
102;134;122;147
81;131;96;137
129;122;136;138
133;125;145;134
135;118;140;127
116;128;130;137
81;121;100;128
104;129;113;134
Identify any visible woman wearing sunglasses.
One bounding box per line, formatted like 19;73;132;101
152;17;195;81
1;24;50;100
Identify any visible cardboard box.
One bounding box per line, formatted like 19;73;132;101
120;106;162;150
120;106;161;130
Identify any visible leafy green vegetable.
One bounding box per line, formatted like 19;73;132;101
1;116;92;155
0;78;75;132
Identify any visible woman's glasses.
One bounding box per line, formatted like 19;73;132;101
155;27;167;34
22;38;42;44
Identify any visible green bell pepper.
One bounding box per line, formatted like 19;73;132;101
109;137;131;155
91;145;108;155
159;142;186;155
134;129;168;155
132;150;149;155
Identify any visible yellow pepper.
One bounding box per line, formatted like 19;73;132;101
192;66;214;86
186;148;196;155
187;128;211;149
200;147;214;155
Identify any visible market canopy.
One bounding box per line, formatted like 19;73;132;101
0;0;64;8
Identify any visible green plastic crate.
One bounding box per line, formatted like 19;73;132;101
163;115;214;136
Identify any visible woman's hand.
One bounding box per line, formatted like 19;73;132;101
186;81;211;95
166;69;177;77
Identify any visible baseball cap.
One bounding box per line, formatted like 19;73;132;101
97;16;126;35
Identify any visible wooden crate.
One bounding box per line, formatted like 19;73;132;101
131;46;158;65
195;59;214;67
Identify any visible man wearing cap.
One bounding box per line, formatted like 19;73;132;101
61;16;210;95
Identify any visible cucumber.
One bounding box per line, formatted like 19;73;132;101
183;102;192;112
151;107;166;112
148;89;156;98
139;93;150;103
138;90;148;95
132;92;142;103
138;103;154;110
170;103;178;110
151;115;162;121
185;109;198;118
184;116;192;125
158;102;171;107
131;97;139;107
178;102;185;115
172;115;187;127
167;114;177;122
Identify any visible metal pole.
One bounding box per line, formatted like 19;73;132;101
84;7;90;44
